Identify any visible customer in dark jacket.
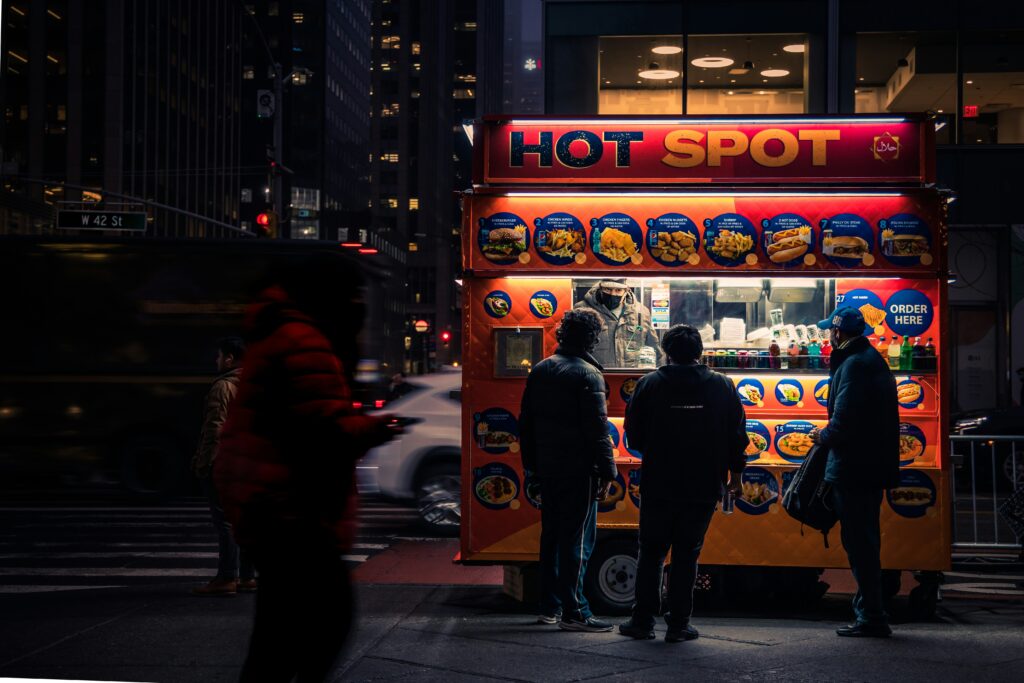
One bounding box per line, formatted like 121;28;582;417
519;308;617;633
191;336;256;596
618;324;748;643
214;255;398;682
811;306;900;638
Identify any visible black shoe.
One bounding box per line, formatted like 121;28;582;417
618;620;656;639
836;622;892;638
665;624;699;642
558;616;614;633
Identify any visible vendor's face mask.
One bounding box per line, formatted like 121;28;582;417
599;290;625;309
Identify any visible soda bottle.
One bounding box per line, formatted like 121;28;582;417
721;489;735;515
808;338;821;370
887;335;901;371
821;338;832;368
876;336;889;358
912;337;925;371
788;341;800;370
899;335;913;371
924;338;936;371
769;332;782;370
798;340;809;369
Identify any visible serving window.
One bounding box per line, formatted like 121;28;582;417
568;277;836;371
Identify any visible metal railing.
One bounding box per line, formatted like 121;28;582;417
950;435;1023;550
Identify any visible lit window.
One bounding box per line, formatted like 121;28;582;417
409;242;419;252
409;198;419;210
382;35;400;49
380;152;399;162
453;88;475;99
292;11;304;23
411;42;421;55
456;74;476;83
456;21;476;31
387;198;398;209
242;65;254;79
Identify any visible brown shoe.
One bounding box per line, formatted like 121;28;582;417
237;579;258;593
191;578;238;596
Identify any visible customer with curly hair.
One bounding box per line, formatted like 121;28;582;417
519;308;617;633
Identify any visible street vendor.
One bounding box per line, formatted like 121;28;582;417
574;279;663;369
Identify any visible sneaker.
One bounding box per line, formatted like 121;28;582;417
191;578;237;597
537;609;562;624
237;579;258;593
618;620;656;640
836;622;892;638
665;624;699;642
558;616;614;633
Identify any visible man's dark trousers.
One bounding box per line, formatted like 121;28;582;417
539;477;598;620
831;484;887;626
632;497;716;629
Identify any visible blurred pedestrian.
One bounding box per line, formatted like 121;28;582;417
387;371;414;402
214;254;399;682
519;309;616;633
617;325;747;643
810;307;900;638
191;336;256;596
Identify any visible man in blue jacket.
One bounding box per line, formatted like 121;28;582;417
811;306;900;638
519;309;617;633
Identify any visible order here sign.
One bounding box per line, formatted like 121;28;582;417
477;116;934;185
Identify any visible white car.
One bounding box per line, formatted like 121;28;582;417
357;368;462;534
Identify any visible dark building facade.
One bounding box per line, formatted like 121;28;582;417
0;0;244;237
370;0;472;373
494;0;1024;411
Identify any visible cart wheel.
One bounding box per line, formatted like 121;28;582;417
585;537;638;616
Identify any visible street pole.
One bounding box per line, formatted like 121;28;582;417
273;63;284;228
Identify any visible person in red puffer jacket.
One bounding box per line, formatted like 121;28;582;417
214;254;398;683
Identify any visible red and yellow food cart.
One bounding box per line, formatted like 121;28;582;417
459;115;949;613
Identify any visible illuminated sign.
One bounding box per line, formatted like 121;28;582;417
963;105;979;118
479;117;934;184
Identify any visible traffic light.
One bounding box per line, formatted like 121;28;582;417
255;211;278;238
441;330;452;348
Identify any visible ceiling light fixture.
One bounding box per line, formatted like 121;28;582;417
966;80;974;84
691;57;734;68
760;69;789;78
783;43;805;53
652;45;682;55
639;61;680;80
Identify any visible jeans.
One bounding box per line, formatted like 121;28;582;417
632;497;716;629
539;477;598;620
831;484;887;626
240;531;353;683
201;477;255;581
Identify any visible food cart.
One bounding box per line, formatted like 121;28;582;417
459;115;949;614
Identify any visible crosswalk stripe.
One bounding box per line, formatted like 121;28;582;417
0;552;221;559
0;557;371;577
0;585;127;594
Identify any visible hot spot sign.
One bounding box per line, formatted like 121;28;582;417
479;117;933;184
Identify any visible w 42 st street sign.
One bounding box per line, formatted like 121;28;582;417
57;210;147;231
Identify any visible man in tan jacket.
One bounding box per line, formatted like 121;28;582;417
191;337;255;596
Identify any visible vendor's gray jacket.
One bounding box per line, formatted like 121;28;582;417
573;284;662;369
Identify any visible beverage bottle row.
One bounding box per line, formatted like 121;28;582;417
877;335;936;371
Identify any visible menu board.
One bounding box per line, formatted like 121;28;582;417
465;191;944;275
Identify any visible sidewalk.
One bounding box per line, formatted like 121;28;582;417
335;586;1024;682
2;581;1022;682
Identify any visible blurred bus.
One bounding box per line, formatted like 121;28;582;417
0;237;393;500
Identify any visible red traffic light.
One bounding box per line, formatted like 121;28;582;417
256;212;271;226
440;331;451;342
